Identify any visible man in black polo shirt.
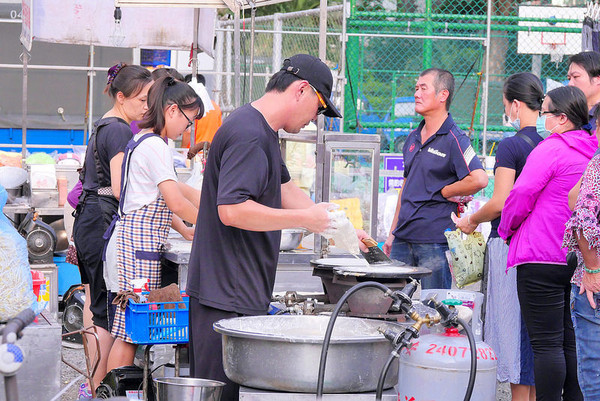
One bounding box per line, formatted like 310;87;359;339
382;68;488;289
568;51;600;131
186;54;357;401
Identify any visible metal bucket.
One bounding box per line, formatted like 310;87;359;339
153;377;225;401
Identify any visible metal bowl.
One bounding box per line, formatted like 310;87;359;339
280;228;305;251
213;315;400;393
154;377;225;401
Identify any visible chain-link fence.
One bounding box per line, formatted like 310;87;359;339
214;6;344;116
345;0;586;155
213;0;588;155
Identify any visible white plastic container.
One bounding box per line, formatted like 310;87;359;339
398;327;497;401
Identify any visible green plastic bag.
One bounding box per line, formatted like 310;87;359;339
444;229;486;288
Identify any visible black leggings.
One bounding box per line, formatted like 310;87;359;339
517;263;582;401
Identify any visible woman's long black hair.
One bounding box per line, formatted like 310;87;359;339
546;86;591;134
138;76;203;135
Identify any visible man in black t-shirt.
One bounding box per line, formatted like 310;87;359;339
186;54;363;401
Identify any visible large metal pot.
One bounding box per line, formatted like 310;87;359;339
213;315;400;393
154;377;224;401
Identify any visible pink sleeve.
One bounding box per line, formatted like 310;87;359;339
498;144;556;240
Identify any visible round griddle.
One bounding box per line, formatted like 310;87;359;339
310;258;431;279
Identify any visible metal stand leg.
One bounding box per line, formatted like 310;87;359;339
62;326;100;398
143;345;152;401
174;345;180;377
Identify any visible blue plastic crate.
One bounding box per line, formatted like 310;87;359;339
125;295;189;344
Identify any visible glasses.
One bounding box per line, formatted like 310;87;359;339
308;84;328;115
178;105;194;129
539;109;561;117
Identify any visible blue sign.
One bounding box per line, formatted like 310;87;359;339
383;154;404;192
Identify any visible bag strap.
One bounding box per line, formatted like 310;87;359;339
79;117;129;189
101;132;159;262
118;132;161;217
515;132;537;150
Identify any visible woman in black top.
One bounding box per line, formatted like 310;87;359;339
73;63;152;393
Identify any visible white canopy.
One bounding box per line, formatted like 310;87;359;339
32;0;216;54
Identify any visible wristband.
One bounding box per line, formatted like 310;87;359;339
584;267;600;274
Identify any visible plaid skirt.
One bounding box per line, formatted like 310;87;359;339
111;196;172;342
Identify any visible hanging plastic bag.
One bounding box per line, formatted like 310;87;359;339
0;185;39;320
444;228;486;288
186;158;205;191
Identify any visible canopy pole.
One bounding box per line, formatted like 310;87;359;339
248;2;256;100
233;2;241;108
315;0;328;257
21;46;29;165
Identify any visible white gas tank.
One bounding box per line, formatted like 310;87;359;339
398;327;497;401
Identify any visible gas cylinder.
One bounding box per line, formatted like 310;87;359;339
397;327;497;401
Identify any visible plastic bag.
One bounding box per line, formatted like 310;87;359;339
444;228;486;288
0;166;28;189
0;185;38;320
321;205;360;256
186;160;204;191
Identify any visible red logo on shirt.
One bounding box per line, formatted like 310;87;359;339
409;143;415;152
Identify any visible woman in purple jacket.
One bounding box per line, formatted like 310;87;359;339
499;86;598;401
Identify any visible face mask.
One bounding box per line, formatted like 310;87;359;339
536;115;550;138
509;102;520;130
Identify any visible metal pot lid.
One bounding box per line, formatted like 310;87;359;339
213;315;397;344
332;263;432;278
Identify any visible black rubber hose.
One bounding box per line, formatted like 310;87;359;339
375;344;403;400
316;281;392;399
458;317;477;401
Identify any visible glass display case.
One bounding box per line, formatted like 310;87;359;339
280;131;380;238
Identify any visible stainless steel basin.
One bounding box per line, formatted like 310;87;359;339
280;228;304;251
213;315;400;393
154;377;224;401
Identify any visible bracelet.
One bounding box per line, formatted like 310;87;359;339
584;267;600;274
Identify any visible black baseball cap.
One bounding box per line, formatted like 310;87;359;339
280;54;342;118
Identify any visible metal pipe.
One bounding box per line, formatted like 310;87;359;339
0;64;109;71
347;19;581;33
21;47;28;164
315;0;328;258
482;0;492;156
272;13;283;72
346;32;486;41
215;27;342;36
233;3;241;108
226;29;233;106
215;27;224;106
338;0;347;133
423;0;433;69
353;11;580;24
248;3;256;101
88;44;95;140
